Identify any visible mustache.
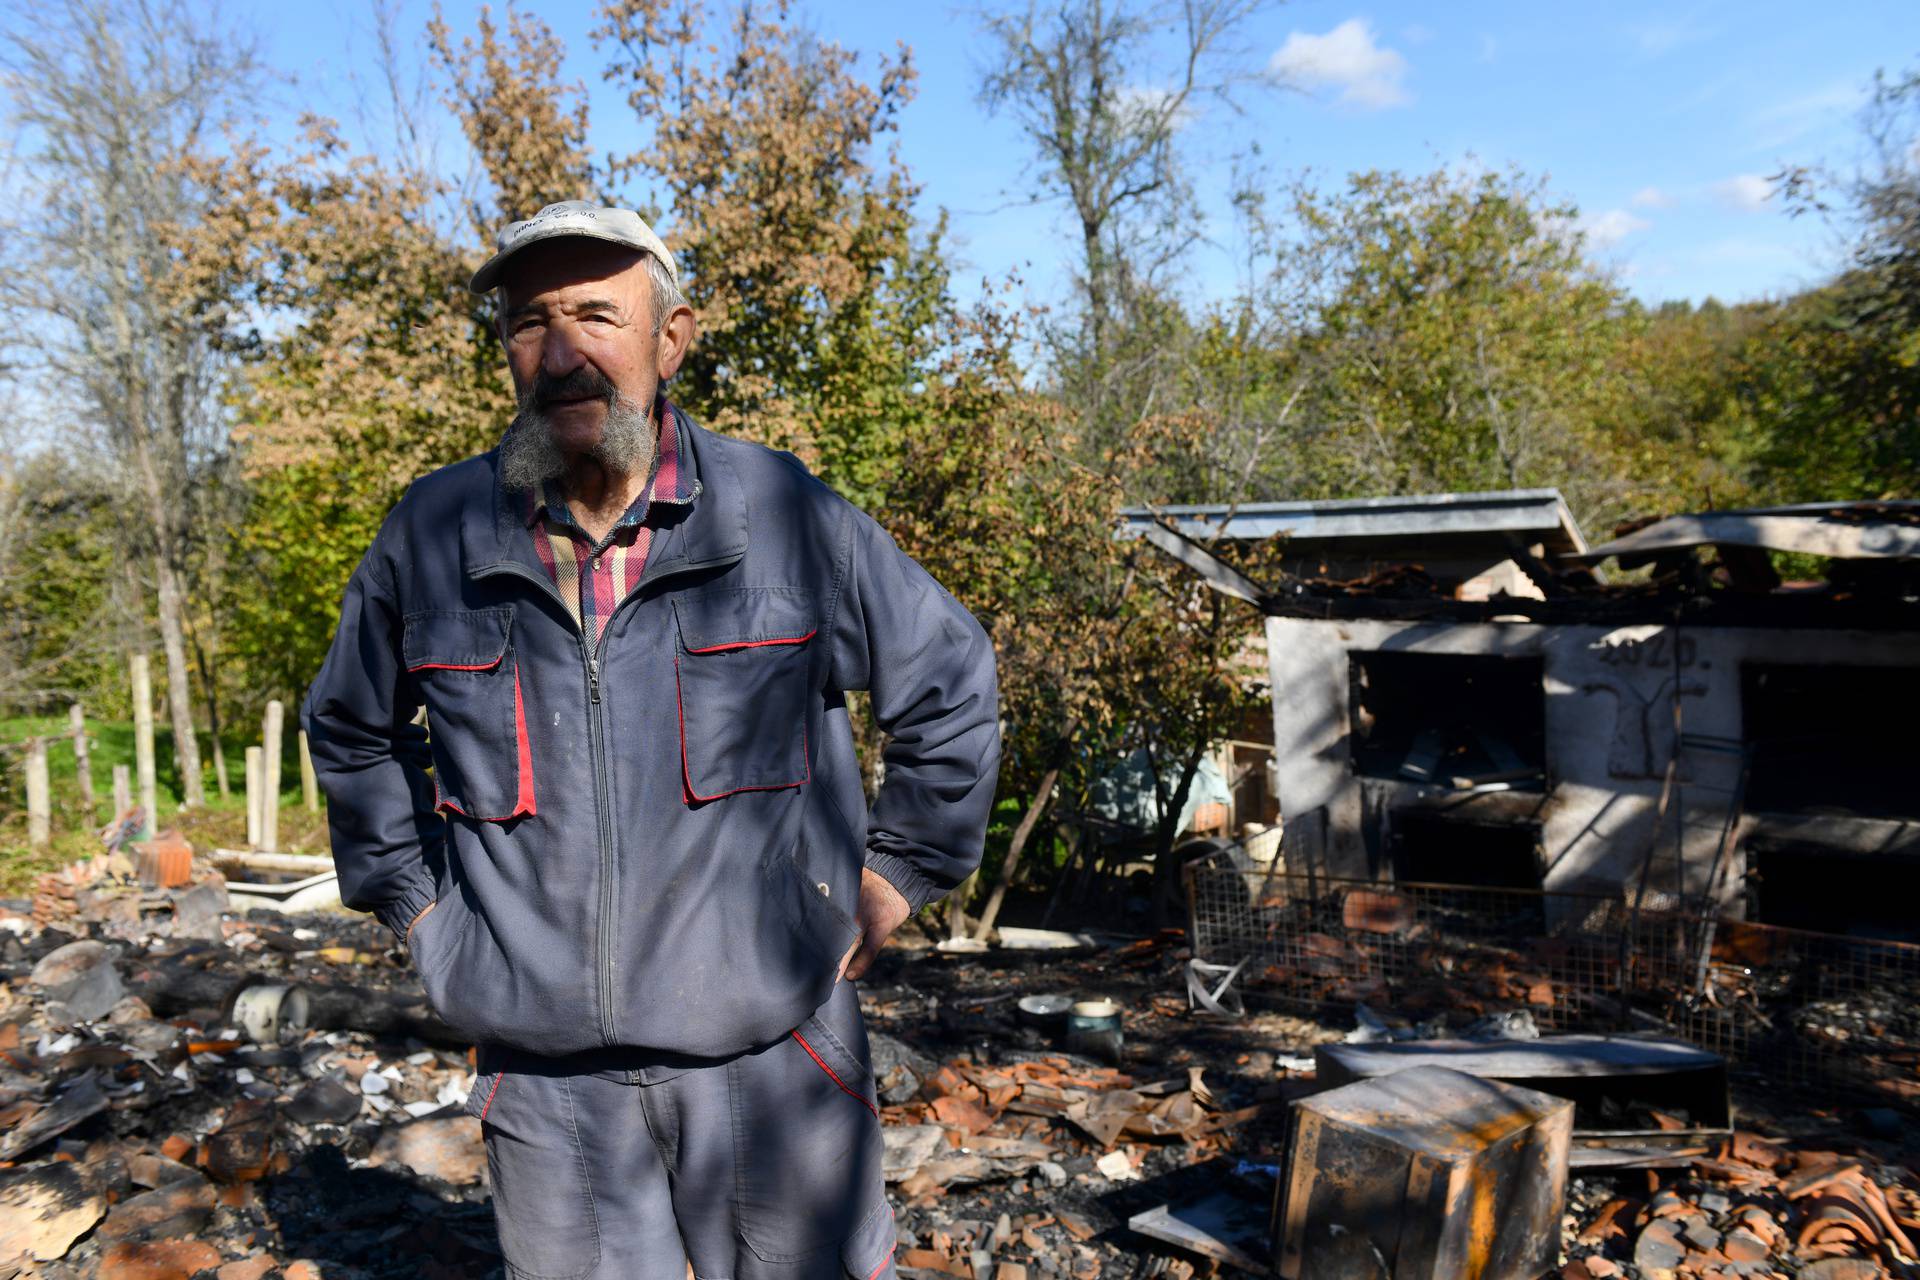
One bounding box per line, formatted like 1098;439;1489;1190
522;367;618;408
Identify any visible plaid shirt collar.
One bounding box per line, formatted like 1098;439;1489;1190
518;394;699;540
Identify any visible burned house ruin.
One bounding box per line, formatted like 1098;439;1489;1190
1121;491;1920;941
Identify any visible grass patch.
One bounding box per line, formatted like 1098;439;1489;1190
0;716;329;875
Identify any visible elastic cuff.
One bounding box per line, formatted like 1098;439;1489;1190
373;877;438;942
863;848;938;915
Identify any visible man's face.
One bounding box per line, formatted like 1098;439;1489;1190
498;239;661;462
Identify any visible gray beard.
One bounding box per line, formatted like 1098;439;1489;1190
498;393;658;493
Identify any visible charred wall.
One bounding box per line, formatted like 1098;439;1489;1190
1266;615;1920;912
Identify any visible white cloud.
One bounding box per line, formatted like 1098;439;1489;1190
1713;174;1777;212
1578;209;1653;250
1478;34;1498;64
1116;85;1198;132
1270;19;1410;110
1400;23;1435;46
1630;186;1673;210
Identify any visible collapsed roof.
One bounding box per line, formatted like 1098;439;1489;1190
1575;501;1920;562
1118;490;1586;596
1123;492;1920;627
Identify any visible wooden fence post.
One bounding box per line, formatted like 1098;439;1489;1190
68;704;94;814
25;738;50;849
298;728;319;812
112;765;131;818
245;747;263;850
130;653;158;839
261;700;284;853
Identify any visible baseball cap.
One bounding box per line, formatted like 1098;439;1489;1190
468;200;678;294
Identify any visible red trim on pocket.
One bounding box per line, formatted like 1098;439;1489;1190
509;662;536;818
683;628;817;655
791;1031;878;1119
430;663;535;821
866;1244;897;1280
406;659;503;672
479;1072;503;1122
675;657;811;803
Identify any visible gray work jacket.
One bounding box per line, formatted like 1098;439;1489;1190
303;413;1000;1061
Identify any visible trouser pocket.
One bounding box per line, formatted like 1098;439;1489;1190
481;1071;602;1279
729;983;887;1265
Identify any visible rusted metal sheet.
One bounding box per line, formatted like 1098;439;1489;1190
1276;1065;1572;1280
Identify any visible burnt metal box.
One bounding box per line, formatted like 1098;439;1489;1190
1276;1065;1573;1280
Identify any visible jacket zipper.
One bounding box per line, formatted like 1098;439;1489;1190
582;639;616;1045
470;562;620;1046
475;527;733;1050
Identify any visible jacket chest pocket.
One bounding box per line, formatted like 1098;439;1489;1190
403;607;536;822
673;588;815;802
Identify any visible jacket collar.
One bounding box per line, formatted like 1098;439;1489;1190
463;408;748;589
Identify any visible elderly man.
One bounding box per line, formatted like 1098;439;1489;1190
303;201;1000;1280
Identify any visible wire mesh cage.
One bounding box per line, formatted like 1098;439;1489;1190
1185;848;1920;1108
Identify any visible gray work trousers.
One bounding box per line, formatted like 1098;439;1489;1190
463;980;898;1280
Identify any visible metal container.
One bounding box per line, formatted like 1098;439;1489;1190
1017;993;1074;1029
1065;999;1123;1062
1277;1064;1572;1280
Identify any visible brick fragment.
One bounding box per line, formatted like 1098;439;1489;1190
94;1179;217;1244
1636;1220;1687;1273
1581;1197;1639;1242
97;1239;223;1280
1797;1261;1887;1280
1724;1226;1772;1262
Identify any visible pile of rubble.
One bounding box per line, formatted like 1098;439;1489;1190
1564;1136;1920;1280
0;853;498;1279
4;843;1916;1279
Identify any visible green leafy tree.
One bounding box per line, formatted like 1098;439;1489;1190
596;0;958;511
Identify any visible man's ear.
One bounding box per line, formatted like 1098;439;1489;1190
657;305;697;381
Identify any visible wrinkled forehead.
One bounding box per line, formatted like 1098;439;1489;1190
498;238;651;310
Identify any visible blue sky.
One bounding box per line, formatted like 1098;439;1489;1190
265;0;1917;311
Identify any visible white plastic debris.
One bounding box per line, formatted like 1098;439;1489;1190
437;1075;471;1106
234;1068;255;1084
364;1094;393;1113
1095;1150;1140;1181
405;1051;435;1065
358;1070;391;1096
402;1100;444;1118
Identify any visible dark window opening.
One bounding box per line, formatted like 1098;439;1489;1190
1350;652;1547;790
1742;664;1920;821
1390;811;1544;889
1748;841;1920;943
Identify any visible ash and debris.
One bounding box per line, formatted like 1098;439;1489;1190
1;848;1916;1279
